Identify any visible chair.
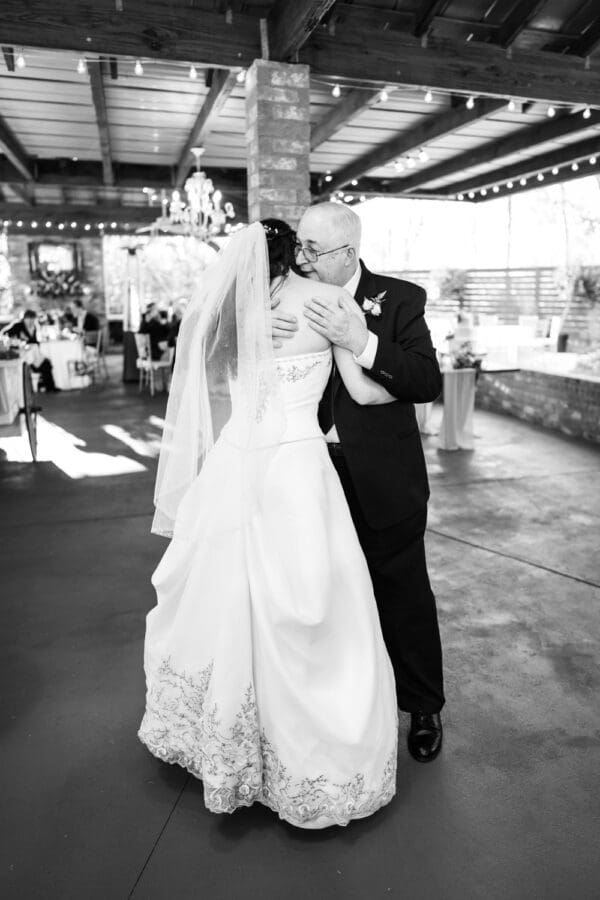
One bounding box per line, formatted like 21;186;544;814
67;329;109;387
134;333;172;396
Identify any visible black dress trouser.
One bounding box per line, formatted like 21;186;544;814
330;452;445;714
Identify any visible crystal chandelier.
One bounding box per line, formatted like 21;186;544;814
145;147;235;239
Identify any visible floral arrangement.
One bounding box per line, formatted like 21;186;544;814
451;341;485;371
34;264;84;297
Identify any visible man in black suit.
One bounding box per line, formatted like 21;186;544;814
2;309;59;392
273;202;444;762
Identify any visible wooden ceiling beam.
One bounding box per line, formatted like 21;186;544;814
88;59;114;187
0;113;34;182
0;1;260;68
322;98;507;194
424;134;600;196
269;0;336;60
311;88;382;151
175;69;237;189
494;0;548;48
577;16;600;57
386;108;600;192
413;1;452;38
300;25;600;105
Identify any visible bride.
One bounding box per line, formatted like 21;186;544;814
138;219;399;829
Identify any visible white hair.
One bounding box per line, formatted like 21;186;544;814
303;202;362;252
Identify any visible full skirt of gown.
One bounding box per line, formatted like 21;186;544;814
138;350;398;829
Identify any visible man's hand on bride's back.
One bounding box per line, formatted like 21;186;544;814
304;292;368;357
270;294;299;349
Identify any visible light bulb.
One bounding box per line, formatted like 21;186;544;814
418;148;428;163
406;157;416;169
493;185;500;193
134;59;144;76
84;224;91;231
520;178;527;186
16;220;23;227
394;160;404;172
468;192;475;199
58;223;65;230
583;106;591;119
537;173;544;181
507;181;514;189
236;69;246;84
590;156;597;165
507;98;516;112
71;221;77;228
379;89;389;102
424;89;433;103
351;179;358;186
480;188;487;196
457;194;464;200
547;105;555;117
359;195;366;202
189;65;197;80
571;162;579;171
31;221;38;228
344;194;353;202
16;52;26;69
551;167;559;175
324;174;332;182
332;84;341;98
111;222;117;228
77;58;86;75
45;221;52;228
466;96;475;110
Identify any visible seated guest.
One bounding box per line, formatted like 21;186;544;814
73;299;101;345
2;309;60;391
139;307;169;361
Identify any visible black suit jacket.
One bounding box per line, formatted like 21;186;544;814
318;261;442;529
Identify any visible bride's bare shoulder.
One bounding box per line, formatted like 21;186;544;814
286;272;345;301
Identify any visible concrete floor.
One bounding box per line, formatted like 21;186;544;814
1;365;599;900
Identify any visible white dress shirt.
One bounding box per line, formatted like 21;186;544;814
326;266;379;441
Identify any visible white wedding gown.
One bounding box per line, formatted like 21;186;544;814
139;348;398;829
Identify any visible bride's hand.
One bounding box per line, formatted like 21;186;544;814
271;304;299;349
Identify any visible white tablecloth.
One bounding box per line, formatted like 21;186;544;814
0;359;24;426
438;368;476;450
40;340;90;390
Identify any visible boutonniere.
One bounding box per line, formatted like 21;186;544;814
362;290;387;317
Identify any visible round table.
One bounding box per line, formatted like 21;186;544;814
39;339;90;390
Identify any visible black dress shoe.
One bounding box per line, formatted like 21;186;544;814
407;711;443;763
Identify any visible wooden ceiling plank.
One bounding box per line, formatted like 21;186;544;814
0;1;261;68
311;88;382;150
269;0;336;60
88;59;114;187
175;69;237;188
429;133;600;195
363;108;600;193
300;27;600;106
494;0;549;49
577;16;600;57
323;99;507;193
413;1;452;38
0;112;34;181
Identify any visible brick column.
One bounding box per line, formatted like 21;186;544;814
245;60;311;228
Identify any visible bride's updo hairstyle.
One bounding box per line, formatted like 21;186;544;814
261;218;297;280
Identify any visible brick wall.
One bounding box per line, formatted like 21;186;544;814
5;234;105;318
476;370;600;443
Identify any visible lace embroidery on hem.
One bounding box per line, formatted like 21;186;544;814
139;656;397;828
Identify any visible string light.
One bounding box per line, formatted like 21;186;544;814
16;51;26;69
507;181;514;189
111;222;117;229
332;84;341;98
344;194;353;202
466;96;475;110
590;156;597;164
77;58;86;75
418;148;429;163
189;64;198;80
406;157;416;169
98;222;105;229
507;98;516;112
45;221;52;228
31;221;38;228
424;89;433;103
58;223;65;230
480;188;487;196
571;162;579;171
468;191;475;199
394;159;404;172
551;167;559;175
359;195;366;202
457;193;464;200
379;89;389;102
324;171;332;182
134;59;144;76
547;105;555;117
84;224;91;231
16;220;23;227
583;106;591;119
236;69;246;84
520;177;527;185
537;173;544;181
492;185;500;193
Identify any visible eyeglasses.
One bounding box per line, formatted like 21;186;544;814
295;242;350;263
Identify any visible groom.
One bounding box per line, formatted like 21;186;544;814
273;202;445;763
